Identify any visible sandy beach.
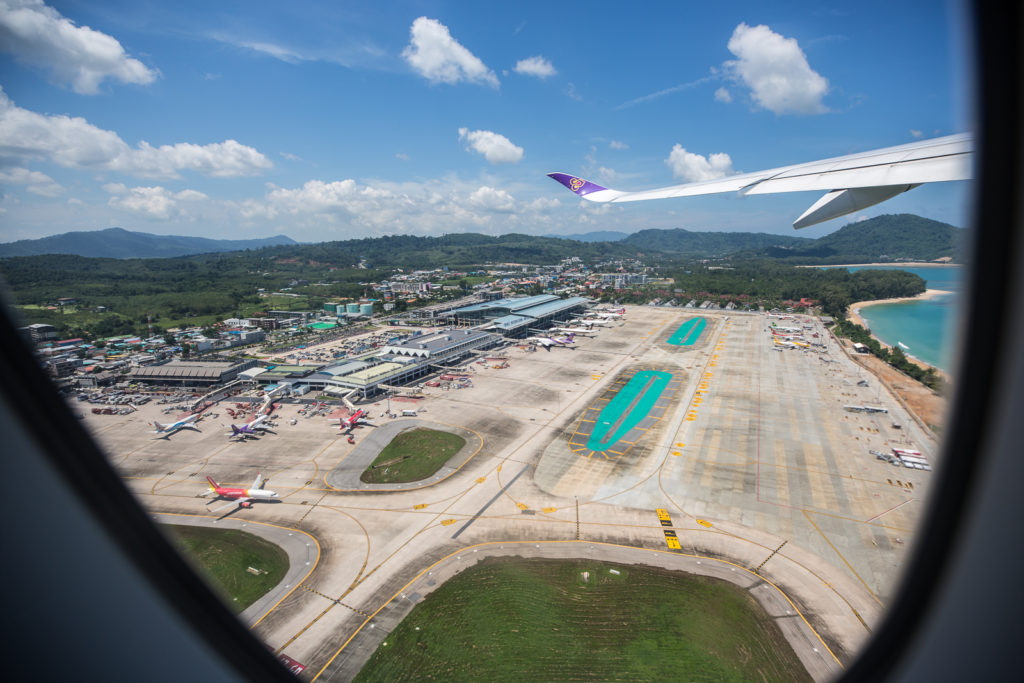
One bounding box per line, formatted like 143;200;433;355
846;289;953;381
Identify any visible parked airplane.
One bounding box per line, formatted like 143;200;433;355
526;333;576;350
226;414;272;439
592;310;625;319
202;473;278;513
548;133;972;228
335;409;375;433
149;413;201;438
572;318;609;328
550;326;594;336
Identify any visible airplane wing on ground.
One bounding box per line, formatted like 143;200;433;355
548;133;972;228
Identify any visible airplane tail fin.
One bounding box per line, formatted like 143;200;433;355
230;424;240;435
153;421;166;431
206;476;219;490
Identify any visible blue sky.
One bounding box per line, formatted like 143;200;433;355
0;0;972;243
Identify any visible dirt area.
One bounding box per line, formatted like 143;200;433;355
845;344;948;433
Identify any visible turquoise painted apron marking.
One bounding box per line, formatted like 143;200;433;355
587;370;672;451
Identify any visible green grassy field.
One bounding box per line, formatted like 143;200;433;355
360;428;466;484
161;524;289;613
354;557;811;682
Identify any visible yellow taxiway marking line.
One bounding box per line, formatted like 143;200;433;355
803;509;884;607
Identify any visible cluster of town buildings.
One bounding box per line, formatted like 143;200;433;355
17;257;661;395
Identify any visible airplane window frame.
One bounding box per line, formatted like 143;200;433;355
0;2;1018;680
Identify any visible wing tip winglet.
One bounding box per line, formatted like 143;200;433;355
547;173;610;198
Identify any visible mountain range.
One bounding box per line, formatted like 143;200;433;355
0;214;963;264
0;227;297;259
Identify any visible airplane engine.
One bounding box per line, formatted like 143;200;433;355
241;501;252;508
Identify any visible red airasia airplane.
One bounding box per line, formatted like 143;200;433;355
335;409;375;434
202;473;278;513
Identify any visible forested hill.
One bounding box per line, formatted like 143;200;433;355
564;230;630;243
0;213;962;268
260;233;628;268
0;227;297;259
758;214;964;263
620;228;812;255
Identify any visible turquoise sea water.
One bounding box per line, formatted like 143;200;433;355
847;266;963;371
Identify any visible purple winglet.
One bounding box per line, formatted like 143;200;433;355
547;173;609;197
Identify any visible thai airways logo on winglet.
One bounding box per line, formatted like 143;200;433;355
547;172;608;197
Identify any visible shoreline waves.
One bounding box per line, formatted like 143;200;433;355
846;289;952;382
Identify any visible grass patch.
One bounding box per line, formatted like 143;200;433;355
360;428;466;484
355;557;811;682
161;524;289;613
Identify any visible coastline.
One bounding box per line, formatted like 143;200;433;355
846;289;952;381
801;262;961;268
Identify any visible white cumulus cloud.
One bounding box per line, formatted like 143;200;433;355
235;177;566;236
514;55;556;79
0;87;272;178
0;166;63;196
468;186;515;212
106;185;175;219
665;145;735;181
609;140;629;150
457;127;524;165
714;86;732;103
402;17;498;87
0;0;158;94
174;189;208;201
722;23;828;115
103;184;208;219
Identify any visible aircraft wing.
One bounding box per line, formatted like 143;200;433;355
210;498;246;513
548;133;972;228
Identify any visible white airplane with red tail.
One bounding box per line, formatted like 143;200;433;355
202;473;278;513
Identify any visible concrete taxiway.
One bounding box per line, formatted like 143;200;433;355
83;307;938;681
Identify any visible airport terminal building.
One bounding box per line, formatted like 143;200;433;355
130;359;257;387
256;329;501;400
445;294;591;338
